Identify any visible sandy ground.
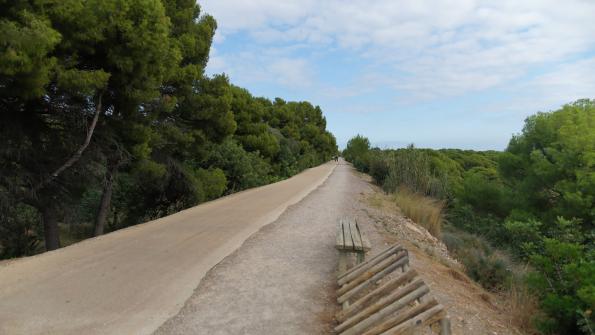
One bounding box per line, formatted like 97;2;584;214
0;162;335;335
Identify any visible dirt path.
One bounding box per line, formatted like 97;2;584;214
0;162;335;335
154;160;362;334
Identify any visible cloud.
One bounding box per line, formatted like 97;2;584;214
268;58;313;87
201;0;595;101
506;57;595;113
205;45;315;90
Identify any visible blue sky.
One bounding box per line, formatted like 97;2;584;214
200;0;595;150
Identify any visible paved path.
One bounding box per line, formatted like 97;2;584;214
0;162;336;335
155;160;366;334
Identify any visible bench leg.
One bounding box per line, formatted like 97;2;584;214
342;300;350;310
338;252;348;276
440;317;451;335
356;251;365;264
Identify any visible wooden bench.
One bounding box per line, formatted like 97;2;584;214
336;218;371;276
334;243;451;335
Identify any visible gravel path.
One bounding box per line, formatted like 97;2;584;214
155;160;368;334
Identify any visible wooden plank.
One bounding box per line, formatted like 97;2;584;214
361;298;439;335
336;220;345;250
356;220;372;251
440;317;452;335
343;219;354;251
379;304;446;335
338;248;406;286
338;255;408;304
337;269;418;322
336;278;425;333
350;219;364;251
337;252;400;297
338;244;403;281
338;285;431;335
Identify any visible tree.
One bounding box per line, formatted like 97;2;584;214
343;135;371;171
0;0;177;249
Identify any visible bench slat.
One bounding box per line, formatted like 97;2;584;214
336;220;345;249
357;221;371;251
350;219;364;251
343;218;354;251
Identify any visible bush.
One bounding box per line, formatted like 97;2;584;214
382;145;450;199
442;228;512;291
343;135;370;172
206;139;273;192
527;238;595;334
0;200;41;258
447;201;509;247
368;151;390;185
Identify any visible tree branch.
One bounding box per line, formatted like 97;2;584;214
29;93;104;197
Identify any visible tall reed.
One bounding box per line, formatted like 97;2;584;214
382;145;450;199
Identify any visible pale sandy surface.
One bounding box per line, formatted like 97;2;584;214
154;160;363;334
0;162;335;335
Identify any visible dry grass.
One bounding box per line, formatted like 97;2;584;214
506;279;540;334
393;187;444;238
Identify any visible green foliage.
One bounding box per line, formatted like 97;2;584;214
206;139;273;192
502;99;595;227
457;167;511;217
195;168;227;200
0;8;61;99
527;238;594;334
442;228;512;291
0;199;41;258
383;145;451;198
342;135;370;171
367;150;390;185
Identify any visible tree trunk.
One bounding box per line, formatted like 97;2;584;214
42;207;60;251
94;160;118;236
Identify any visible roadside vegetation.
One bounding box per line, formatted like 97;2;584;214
0;1;337;259
343;99;594;334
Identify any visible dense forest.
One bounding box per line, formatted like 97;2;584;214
0;0;337;258
343;100;594;334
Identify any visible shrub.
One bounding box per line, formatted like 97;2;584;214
527;238;595;334
368;151;390;185
442;228;512;291
383;145;450;199
0;200;41;258
343;135;370;172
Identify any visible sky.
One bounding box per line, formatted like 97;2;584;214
200;0;595;150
